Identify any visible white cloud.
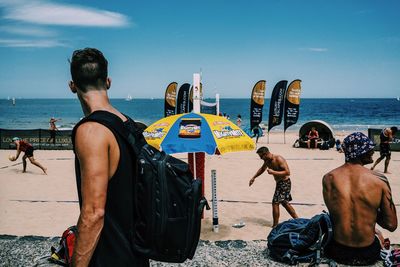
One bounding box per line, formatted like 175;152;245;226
0;38;67;48
306;47;328;52
0;25;56;37
0;0;130;27
300;47;328;52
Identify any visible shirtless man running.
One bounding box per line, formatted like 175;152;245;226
249;146;298;227
323;132;397;265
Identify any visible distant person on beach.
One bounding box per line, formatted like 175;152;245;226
323;132;397;265
236;114;242;127
9;137;47;174
307;127;319;149
69;48;148;266
48;117;61;144
335;139;343;153
252;125;262;143
371;126;398;173
249;146;298;227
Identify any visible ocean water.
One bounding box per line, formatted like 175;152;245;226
0;98;399;133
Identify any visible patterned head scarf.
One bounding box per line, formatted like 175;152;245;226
342;132;375;162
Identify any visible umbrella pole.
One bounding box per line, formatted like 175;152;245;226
193;152;197;179
284;130;286;144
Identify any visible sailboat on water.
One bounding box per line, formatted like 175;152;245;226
397;96;400;101
125;94;133;101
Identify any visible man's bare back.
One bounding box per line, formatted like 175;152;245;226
323;164;395;247
323;132;397;265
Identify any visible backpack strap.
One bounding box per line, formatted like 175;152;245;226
71;110;144;155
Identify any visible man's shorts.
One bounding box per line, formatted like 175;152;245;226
25;147;34;157
50;129;56;139
325;237;381;266
380;143;391;157
272;178;293;204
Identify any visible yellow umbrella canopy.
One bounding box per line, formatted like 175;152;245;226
143;113;255;155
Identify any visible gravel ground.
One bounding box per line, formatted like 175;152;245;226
0;235;384;267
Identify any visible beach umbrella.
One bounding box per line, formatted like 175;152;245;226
143;112;255;226
143;112;255;155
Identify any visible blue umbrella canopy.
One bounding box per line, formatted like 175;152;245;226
143;113;255;155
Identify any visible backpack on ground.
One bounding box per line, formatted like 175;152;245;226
267;213;333;265
48;226;77;266
72;111;210;263
319;141;330;150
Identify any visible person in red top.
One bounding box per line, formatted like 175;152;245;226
10;137;47;174
307;127;319;149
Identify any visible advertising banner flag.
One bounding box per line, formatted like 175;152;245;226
250;80;266;130
176;83;190;114
268;80;287;132
284;79;302;131
189;86;193;112
164;82;177;117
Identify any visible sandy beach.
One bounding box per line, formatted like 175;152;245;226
0;131;399;266
1;131;399;241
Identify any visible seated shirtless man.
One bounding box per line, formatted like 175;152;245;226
323;132;397;265
307;127;319;149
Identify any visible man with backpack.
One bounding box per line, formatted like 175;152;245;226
69;48;148;266
249;146;298;227
323;132;397;265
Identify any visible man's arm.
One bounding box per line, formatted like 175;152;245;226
249;161;267;186
72;122;111;267
376;174;397;232
322;174;331;206
387;129;393;140
267;156;290;178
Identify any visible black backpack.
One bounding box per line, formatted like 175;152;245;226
267;213;333;265
72;111;210;263
319;141;330;150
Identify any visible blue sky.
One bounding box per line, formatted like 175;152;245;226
0;0;399;99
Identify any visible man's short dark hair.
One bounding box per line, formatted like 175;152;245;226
70;48;108;92
391;127;398;134
256;146;269;155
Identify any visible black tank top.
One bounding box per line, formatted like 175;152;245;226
74;111;149;267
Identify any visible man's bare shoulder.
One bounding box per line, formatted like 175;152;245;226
370;170;391;189
76;121;112;137
75;122;114;151
274;154;287;163
323;165;344;181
